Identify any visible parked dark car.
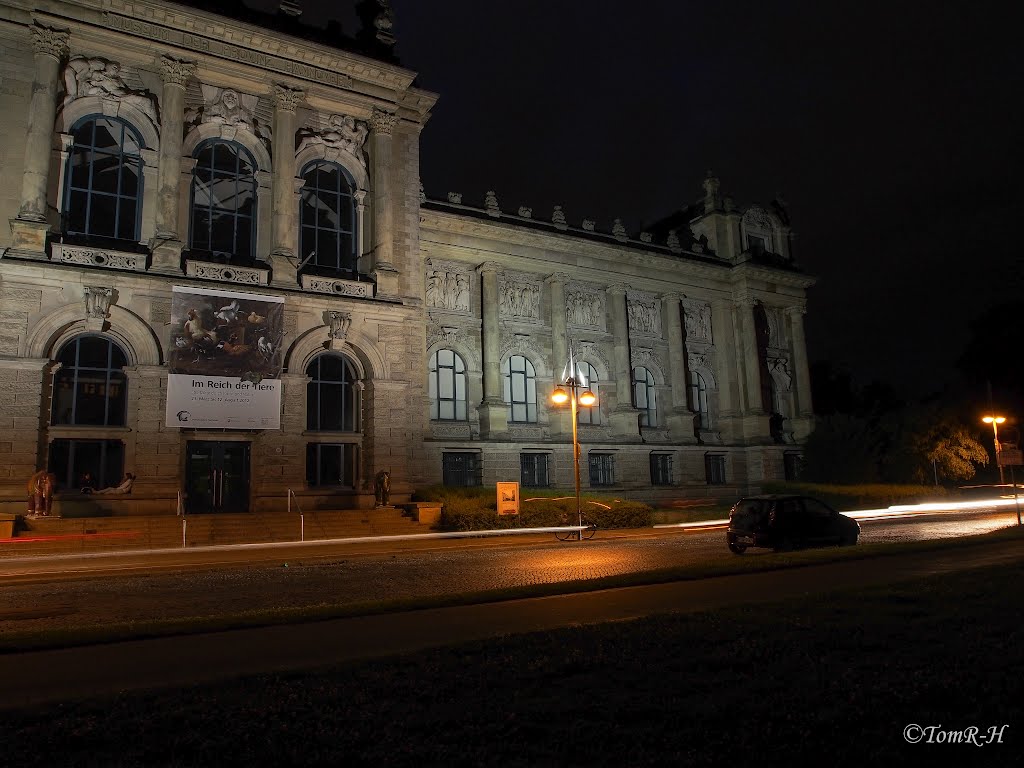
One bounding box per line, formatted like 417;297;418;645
726;494;860;554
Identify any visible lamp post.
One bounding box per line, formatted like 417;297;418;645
551;344;596;539
983;415;1006;485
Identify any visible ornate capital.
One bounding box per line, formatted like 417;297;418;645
545;272;572;285
606;283;628;296
30;26;69;60
272;84;303;113
160;56;196;88
661;292;682;303
784;304;807;318
370;108;398;136
475;261;502;276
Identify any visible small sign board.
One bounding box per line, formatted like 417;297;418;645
997;449;1023;467
496;481;520;515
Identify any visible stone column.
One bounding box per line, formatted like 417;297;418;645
150;56;196;274
477;262;507;436
546;272;571;437
735;297;771;442
662;292;696;443
9;26;69;257
606;284;639;439
369;108;400;295
786;305;815;440
270;85;302;287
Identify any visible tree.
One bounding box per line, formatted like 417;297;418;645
880;405;989;484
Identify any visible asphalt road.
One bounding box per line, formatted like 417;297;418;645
1;536;1021;711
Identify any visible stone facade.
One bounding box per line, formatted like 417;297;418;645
0;1;814;515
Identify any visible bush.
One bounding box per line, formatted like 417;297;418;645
419;486;653;531
761;481;953;511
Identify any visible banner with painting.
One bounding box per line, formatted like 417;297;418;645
165;286;285;429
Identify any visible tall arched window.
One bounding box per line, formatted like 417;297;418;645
690;371;709;429
190;140;257;263
51;335;128;426
300;161;357;277
429;349;467;420
64;116;143;244
502;355;537;423
576;361;600;425
633;366;657;427
306;353;359;432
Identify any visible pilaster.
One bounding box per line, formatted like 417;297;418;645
478;261;507;435
270;85;303;287
369;108;400;295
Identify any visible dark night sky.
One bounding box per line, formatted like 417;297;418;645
272;1;1022;402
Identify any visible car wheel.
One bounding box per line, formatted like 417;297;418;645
728;543;746;555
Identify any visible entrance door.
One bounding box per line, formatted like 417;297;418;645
185;441;251;513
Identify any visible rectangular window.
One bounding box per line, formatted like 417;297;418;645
650;454;673;486
48;439;124;491
784;452;803;482
588;454;615;486
705;453;727;485
520;453;550;487
443;452;482;487
306;443;358;487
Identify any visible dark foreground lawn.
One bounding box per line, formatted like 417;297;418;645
6;562;1022;767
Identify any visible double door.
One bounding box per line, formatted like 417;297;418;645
185;441;250;514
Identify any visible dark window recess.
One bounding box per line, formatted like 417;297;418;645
189;139;257;263
442;452;482;487
306;443;358;487
705;454;727;485
520;453;550;487
299;160;357;278
51;336;128;426
48;439;124;491
784;453;803;482
306;353;358;432
650;454;673;486
589;454;615;486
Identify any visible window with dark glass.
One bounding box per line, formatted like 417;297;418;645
299;161;357;277
51;336;128;426
576;361;600;425
705;453;726;485
690;371;709;429
443;452;481;487
589;453;615;486
306;443;357;487
502;355;537;423
306;354;358;432
64;117;144;244
520;453;550;487
190;140;257;262
429;349;467;420
650;454;673;486
633;366;657;427
48;439;124;491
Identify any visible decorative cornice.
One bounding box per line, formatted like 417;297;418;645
301;274;374;298
370;108;399;136
50;243;147;272
185;259;269;286
30;25;69;60
160;56;196;87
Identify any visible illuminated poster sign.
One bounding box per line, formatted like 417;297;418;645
165;286;285;429
497;481;520;515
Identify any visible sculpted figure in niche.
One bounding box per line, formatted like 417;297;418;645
374;470;391;507
27;470;56;516
63;56;158;126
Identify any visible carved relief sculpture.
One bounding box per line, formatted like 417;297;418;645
297;114;369;165
627;298;660;335
63;56;159;127
499;279;540;320
682;301;712;342
83;286;113;319
187;86;271;145
328;311;352;346
426;269;470;312
565;290;604;328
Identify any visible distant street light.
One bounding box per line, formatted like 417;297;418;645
551;343;596;540
983;415;1007;485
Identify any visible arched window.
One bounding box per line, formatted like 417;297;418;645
576;361;600;425
429;349;467;421
690;371;709;429
306;353;359;432
633;366;657;427
64;116;143;244
300;161;357;277
502;355;537;423
190;140;257;263
51;335;128;426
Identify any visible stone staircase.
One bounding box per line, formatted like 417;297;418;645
0;507;430;558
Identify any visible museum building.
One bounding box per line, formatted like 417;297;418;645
0;0;815;515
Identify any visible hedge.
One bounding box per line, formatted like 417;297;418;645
760;481;953;511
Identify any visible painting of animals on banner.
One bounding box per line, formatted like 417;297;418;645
165;286;285;429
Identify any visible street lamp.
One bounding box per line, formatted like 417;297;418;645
983;415;1006;484
551;344;596;540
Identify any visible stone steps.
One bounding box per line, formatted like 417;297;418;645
0;507;428;557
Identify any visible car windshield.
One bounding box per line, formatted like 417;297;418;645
731;499;769;530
